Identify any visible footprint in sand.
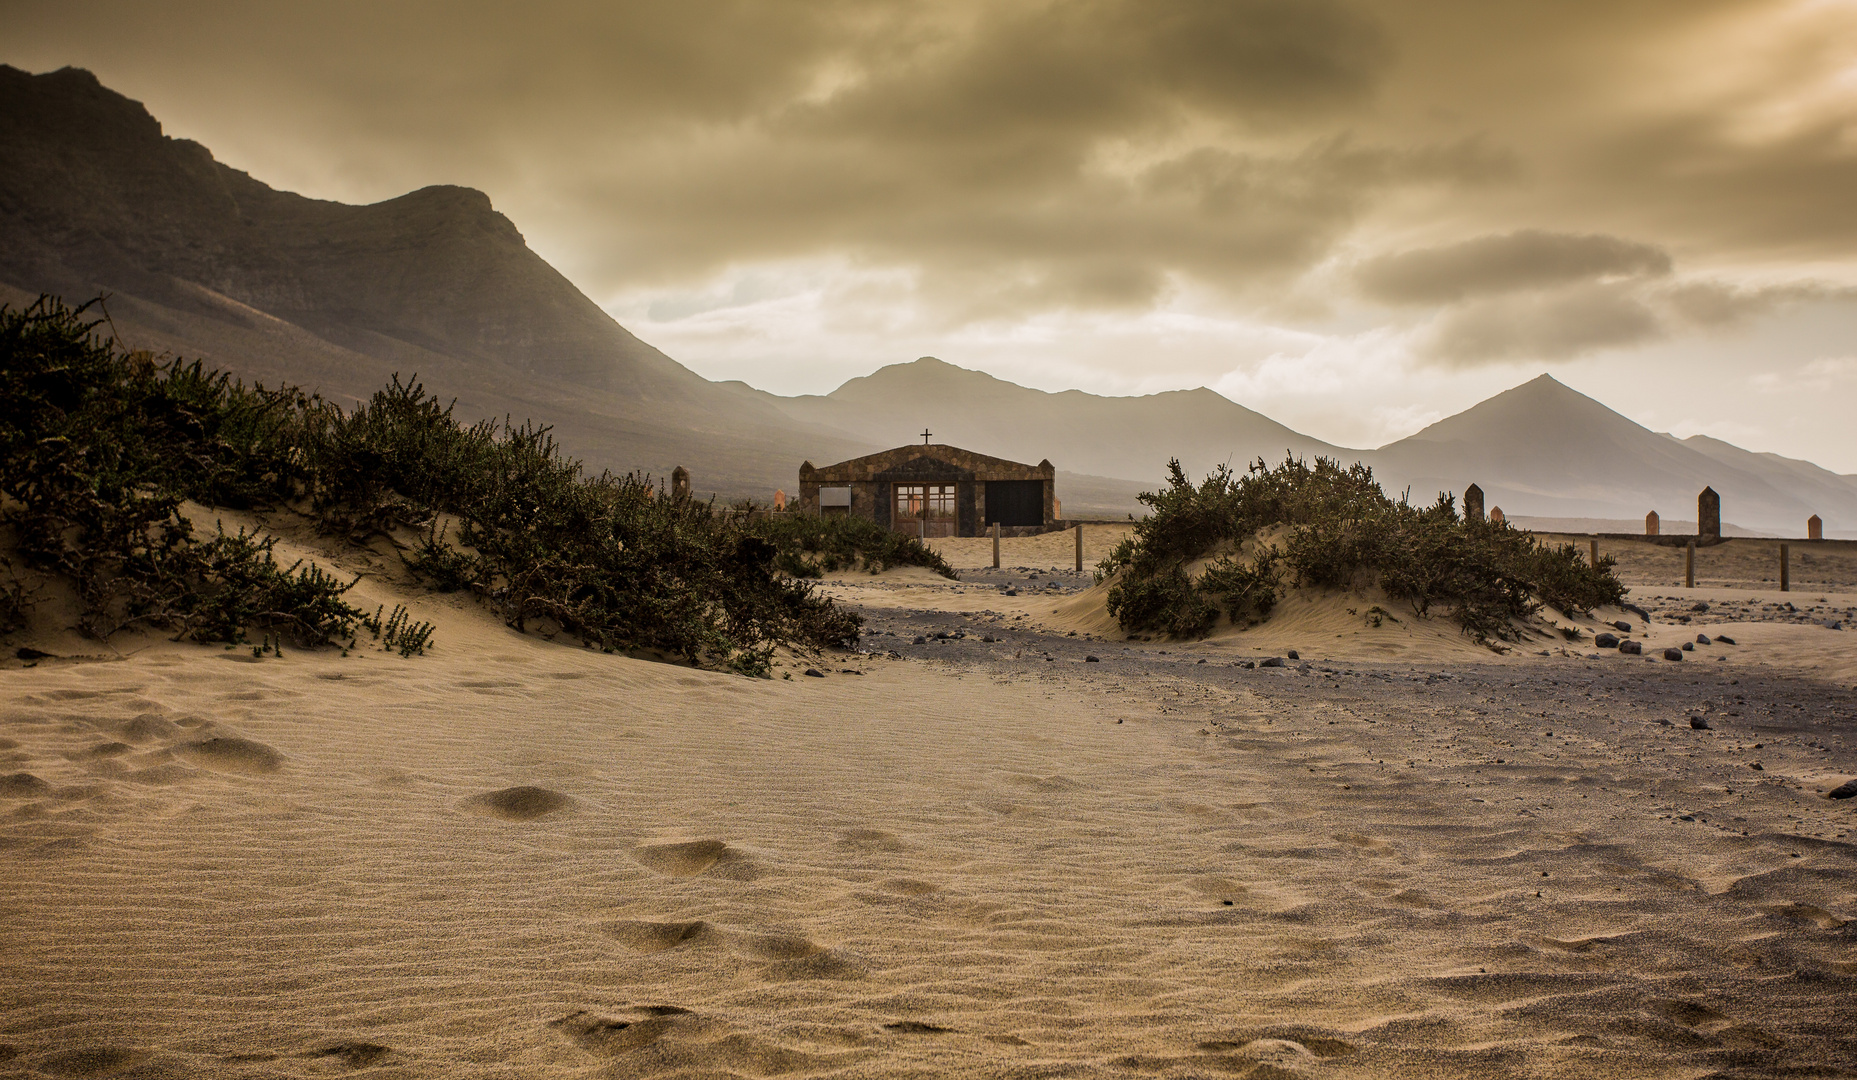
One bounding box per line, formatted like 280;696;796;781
736;931;827;961
180;737;284;775
1;772;52;797
633;839;758;880
118;714;179;743
1198;1033;1357;1061
877;878;941;897
549;1006;701;1055
300;1042;392;1068
837;828;907;853
602;919;714;953
463;786;575;821
31;1046;149;1077
1758;902;1847;930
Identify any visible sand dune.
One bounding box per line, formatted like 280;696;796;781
3;530;1855;1077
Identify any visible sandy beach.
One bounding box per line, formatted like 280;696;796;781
3;530;1855;1079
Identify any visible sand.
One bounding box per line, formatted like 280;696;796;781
4;530;1856;1077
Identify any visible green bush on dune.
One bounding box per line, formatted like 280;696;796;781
1100;457;1625;642
733;507;957;580
0;296;916;674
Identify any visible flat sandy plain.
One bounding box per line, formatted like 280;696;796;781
2;524;1855;1078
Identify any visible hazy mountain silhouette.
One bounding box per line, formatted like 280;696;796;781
2;66;1849;533
0;64;870;498
748;356;1347;482
1370;375;1857;535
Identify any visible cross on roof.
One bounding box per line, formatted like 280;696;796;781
921;428;932;445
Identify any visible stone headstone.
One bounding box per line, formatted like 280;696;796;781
671;465;691;502
1489;506;1505;525
1698;486;1720;539
1463;484;1484;522
1645;510;1660;536
774;489;787;511
1807;514;1822;541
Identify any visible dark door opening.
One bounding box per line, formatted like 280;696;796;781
985;480;1043;527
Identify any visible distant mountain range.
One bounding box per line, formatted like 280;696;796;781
3;65;1852;536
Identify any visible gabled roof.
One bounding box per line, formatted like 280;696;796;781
801;443;1053;482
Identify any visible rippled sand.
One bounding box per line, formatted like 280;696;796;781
3;558;1855;1077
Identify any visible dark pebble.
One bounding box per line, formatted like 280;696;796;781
1827;779;1857;799
1749;762;1763;771
1619;640;1643;655
1716;635;1736;645
1613;621;1633;632
1286;650;1300;660
1595;632;1620;649
1663;648;1684;661
1690;716;1711;730
912;636;927;645
1085;655;1100;663
1680;641;1694;651
804;668;825;678
1259;657;1286;668
1696;634;1711;645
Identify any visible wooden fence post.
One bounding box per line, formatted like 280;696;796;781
1075;524;1084;573
1589;538;1598;568
1685;540;1695;588
1780;543;1790;592
992;521;1000;569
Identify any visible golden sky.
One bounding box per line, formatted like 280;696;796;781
8;0;1857;467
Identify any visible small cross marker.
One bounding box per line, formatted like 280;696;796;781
921;428;932;445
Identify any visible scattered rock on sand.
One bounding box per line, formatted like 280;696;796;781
1827;779;1857;799
1664;649;1685;661
1259;657;1286;668
1613;621;1633;632
1619;640;1643;655
1595;633;1620;649
1716;635;1736;645
1286;650;1300;660
1697;634;1711;645
805;668;825;677
1085;656;1100;662
1690;717;1712;730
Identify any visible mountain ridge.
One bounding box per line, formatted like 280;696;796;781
2;65;1849;534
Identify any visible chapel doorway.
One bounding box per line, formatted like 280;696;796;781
893;483;958;538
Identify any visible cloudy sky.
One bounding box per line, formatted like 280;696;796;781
8;0;1857;468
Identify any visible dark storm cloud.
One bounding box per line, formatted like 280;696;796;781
6;0;1856;330
1354;231;1673;306
1424;285;1664;366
